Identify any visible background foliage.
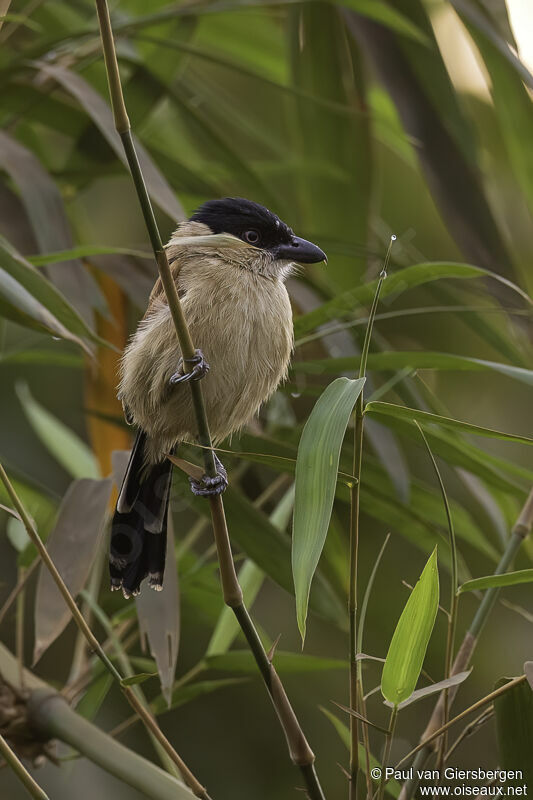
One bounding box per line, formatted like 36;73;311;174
0;0;532;798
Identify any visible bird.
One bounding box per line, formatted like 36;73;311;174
109;197;327;598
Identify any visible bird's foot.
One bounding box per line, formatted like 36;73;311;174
189;454;228;497
170;349;209;385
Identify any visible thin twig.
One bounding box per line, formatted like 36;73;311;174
0;734;49;800
0;464;211;800
349;240;393;800
93;2;325;797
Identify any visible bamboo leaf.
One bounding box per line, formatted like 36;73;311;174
336;0;429;45
34;62;184;222
365;402;533;447
384;670;472;710
293;352;533;388
120;673;158;687
494;675;533;789
0;130;104;323
206;486;294;656
33;477;112;663
319;707;401;797
381;547;439;706
0;237;94;353
135;516;180;707
293;377;365;642
17;383;100;480
459;570;533;594
293;262;529;337
172;468;345;627
151;678;246;716
205;650;346;674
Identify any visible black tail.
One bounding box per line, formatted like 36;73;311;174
109;431;173;598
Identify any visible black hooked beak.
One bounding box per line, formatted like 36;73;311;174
272;236;327;265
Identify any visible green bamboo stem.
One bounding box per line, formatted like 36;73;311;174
348;244;392;800
0;463;211;800
0;733;49;800
378;707;398;800
93;3;325;797
28;689;195;800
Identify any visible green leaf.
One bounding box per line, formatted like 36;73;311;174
120;673;158;687
381;547;439;706
28;246;152;265
459;570;533;594
384;670;472;710
151;678;246;716
172;468;345;627
17;383;100;479
293;262;528;337
293;352;533;388
205;650;347;674
0;130;104;322
365;402;533;447
336;0;429;45
494;675;533;789
206;486;294;656
33;477;112;662
34;62;184;222
293;377;365;642
0;237;96;353
319;707;401;797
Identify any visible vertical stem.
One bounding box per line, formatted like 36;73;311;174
0;734;50;800
349;404;363;800
348;242;393;800
16;566;26;688
93;3;327;797
378;707;398;800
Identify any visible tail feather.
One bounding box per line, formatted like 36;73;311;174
110;431;172;598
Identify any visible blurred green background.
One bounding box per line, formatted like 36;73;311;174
0;0;532;797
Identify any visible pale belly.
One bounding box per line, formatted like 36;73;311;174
119;276;293;459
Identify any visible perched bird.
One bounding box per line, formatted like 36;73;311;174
110;197;327;598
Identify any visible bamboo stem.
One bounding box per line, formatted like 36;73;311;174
0;733;49;800
27;689;196;800
0;464;211;800
378;707;398;800
93;2;325;797
348;246;392;800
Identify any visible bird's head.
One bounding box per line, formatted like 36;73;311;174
168;197;327;279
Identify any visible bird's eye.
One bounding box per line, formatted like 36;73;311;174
243;229;260;245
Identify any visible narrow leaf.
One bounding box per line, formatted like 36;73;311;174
293;262;529;336
18;383;100;479
381;548;439;706
293;377;365;642
205;650;347;674
35;62;184;222
33;478;112;663
366;402;533;447
120;673;158;687
320;707;401;797
459;570;533;594
494;676;533;789
384;670;472;710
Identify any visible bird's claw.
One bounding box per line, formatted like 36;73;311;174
170;349;210;385
189;455;228;497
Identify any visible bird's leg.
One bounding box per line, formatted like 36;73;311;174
170;349;209;385
189;452;228;497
